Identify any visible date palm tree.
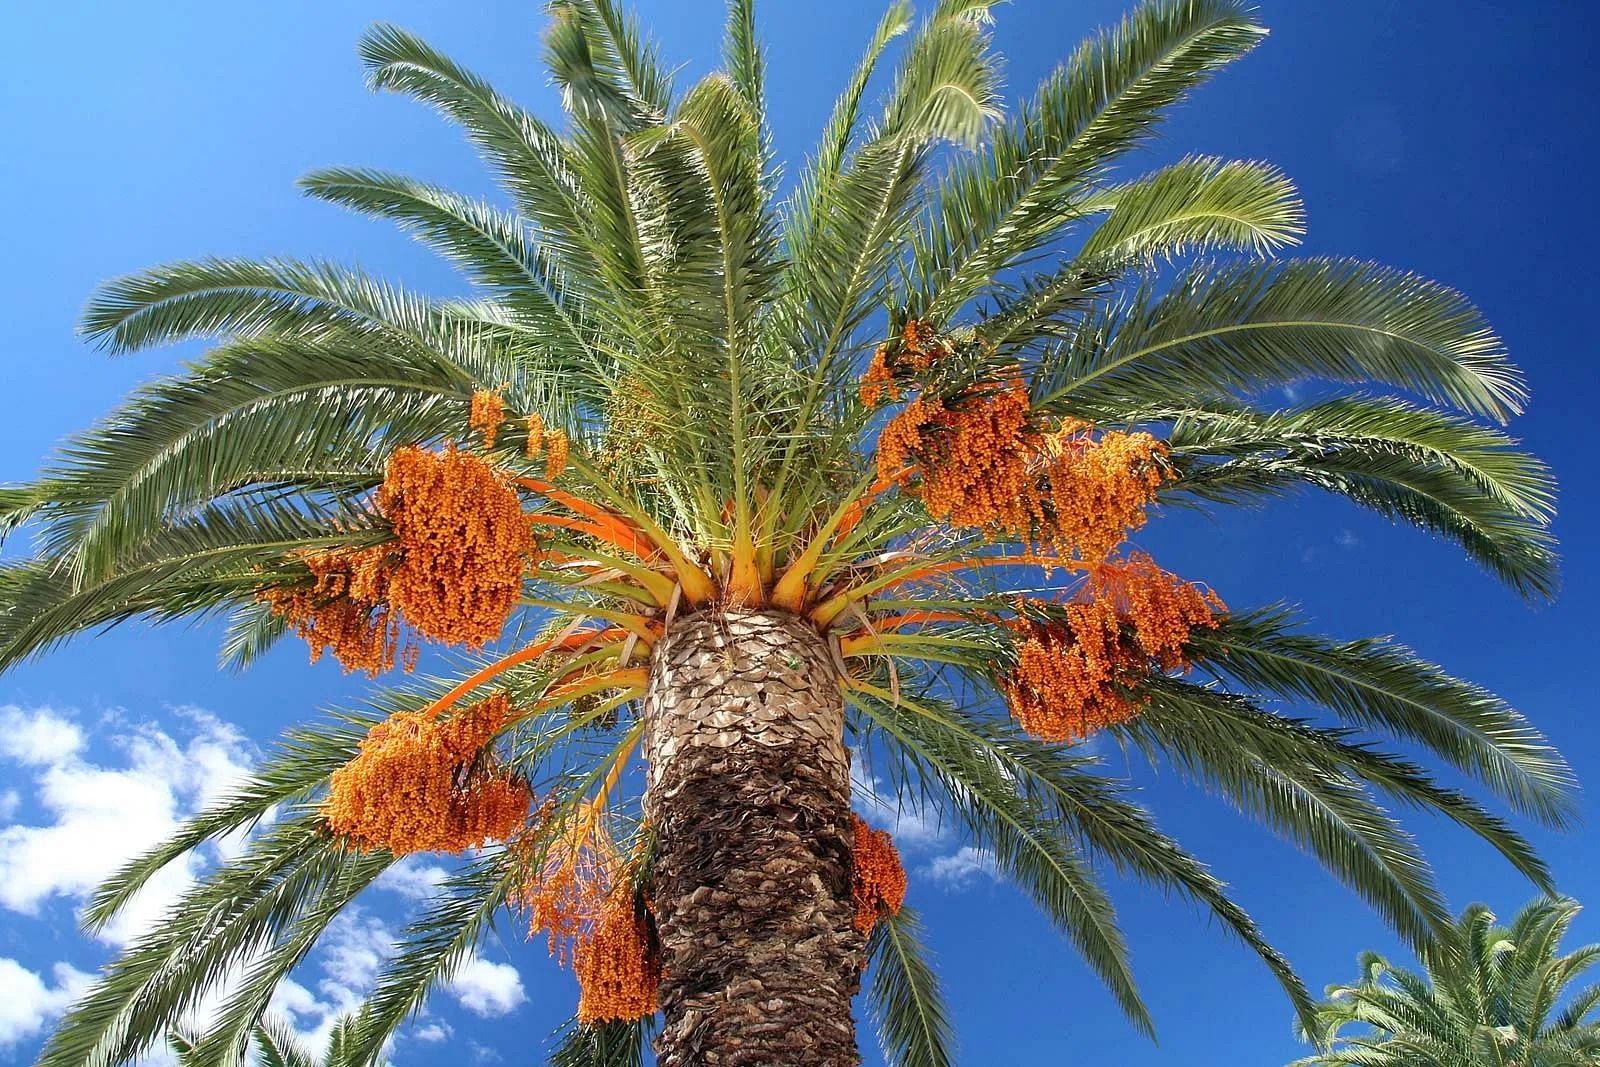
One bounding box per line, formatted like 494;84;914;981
0;0;1571;1064
1294;898;1600;1067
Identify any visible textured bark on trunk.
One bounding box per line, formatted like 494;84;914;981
642;610;864;1066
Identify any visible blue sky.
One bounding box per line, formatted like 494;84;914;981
2;0;1598;1063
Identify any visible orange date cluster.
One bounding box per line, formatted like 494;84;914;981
323;692;531;855
517;817;659;1023
1002;558;1223;743
258;545;407;676
574;891;660;1024
377;446;534;648
261;446;535;674
864;324;1170;565
850;813;908;936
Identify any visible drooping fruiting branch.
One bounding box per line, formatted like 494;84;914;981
527;511;663;566
529;538;679;606
415;628;616;722
537;453;720;606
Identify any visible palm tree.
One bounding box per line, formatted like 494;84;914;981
0;0;1572;1064
1295;899;1600;1067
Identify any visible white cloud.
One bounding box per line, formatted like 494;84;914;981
852;750;1008;894
377;857;450;901
266;909;456;1056
0;706;253;948
0;707;425;1064
851;752;947;850
268;977;344;1060
318;911;397;1012
0;706;85;766
411;1021;452;1042
0;790;19;821
269;976;323;1020
448;955;526;1018
0;958;93;1048
267;909;406;1056
918;846;999;889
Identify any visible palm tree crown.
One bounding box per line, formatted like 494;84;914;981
1296;898;1600;1067
0;0;1571;1064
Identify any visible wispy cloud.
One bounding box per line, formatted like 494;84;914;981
0;959;93;1049
413;1021;452;1043
918;846;1000;889
851;749;1003;892
377;857;452;902
0;704;253;947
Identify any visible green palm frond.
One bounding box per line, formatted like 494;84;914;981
36;822;390;1067
851;683;1152;1035
0;498;360;670
82;258;457;356
722;0;765;118
1168;395;1555;521
348;855;517;1064
1296;899;1600;1067
910;0;1265;320
1128;682;1452;954
83;711;375;931
359;23;592;251
1192;608;1575;824
548;1014;654;1067
787;0;911;237
194;880;387;1067
780;0;1001;403
546;0;674;124
1037;258;1526;421
218;596;295;670
866;906;955;1067
1077;155;1304;262
1163;394;1559;595
33;321;587;588
298;168;596;349
913;699;1326;1019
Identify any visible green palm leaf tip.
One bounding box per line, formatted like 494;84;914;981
867;907;956;1067
1;0;1572;1061
1294;899;1600;1067
549;1014;655;1067
173;1012;362;1067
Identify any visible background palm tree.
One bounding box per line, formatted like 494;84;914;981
0;0;1572;1064
1295;898;1600;1067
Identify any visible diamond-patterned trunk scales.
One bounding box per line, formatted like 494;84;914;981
643;611;864;1066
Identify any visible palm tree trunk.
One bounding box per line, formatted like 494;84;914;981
643;610;864;1066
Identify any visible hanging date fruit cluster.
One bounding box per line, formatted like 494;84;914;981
862;321;1224;742
260;442;535;675
323;692;531;854
517;805;659;1023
